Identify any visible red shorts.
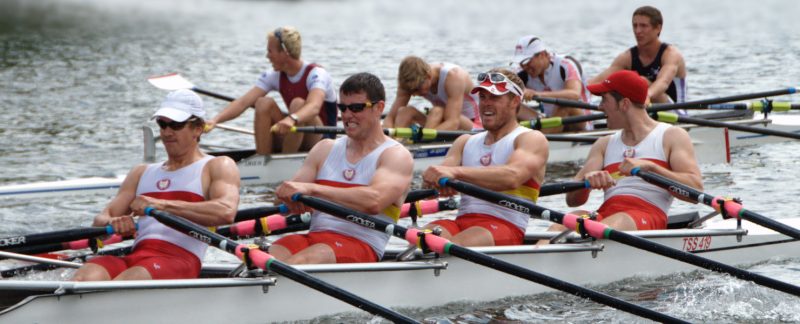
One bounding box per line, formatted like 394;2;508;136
597;195;667;230
272;231;378;263
87;239;201;280
429;213;524;246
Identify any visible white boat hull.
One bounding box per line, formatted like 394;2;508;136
1;218;798;323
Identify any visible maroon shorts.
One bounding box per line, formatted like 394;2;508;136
87;239;201;279
272;231;378;263
597;195;667;230
429;213;524;246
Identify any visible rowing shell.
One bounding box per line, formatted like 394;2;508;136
1;114;797;199
0;217;796;323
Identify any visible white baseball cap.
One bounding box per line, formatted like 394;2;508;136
152;89;205;122
512;35;549;65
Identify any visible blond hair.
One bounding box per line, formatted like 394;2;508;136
270;26;302;59
397;56;431;92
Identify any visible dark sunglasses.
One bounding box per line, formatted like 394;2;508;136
336;101;377;113
156;118;196;131
274;27;286;52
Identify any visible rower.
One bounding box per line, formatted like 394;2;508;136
383;56;481;131
512;35;593;133
206;26;339;154
422;69;548;246
72;89;241;281
270;72;413;264
589;6;687;108
554;70;702;235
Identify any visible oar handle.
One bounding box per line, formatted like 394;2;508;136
533;97;599;110
539;181;590;197
233;205;288;222
649;87;797;112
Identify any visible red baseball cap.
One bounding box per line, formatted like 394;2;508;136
587;70;648;104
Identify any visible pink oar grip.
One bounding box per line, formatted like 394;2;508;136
235;245;273;271
418;200;440;214
582;219;608;238
562;214;579;231
65;234;123;250
404;228;421;245
264;215;287;231
711;196;743;219
230;220;256;236
422;233;449;254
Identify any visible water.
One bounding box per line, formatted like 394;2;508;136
2;0;800;322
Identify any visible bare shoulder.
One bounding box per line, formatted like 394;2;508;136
307;138;336;158
664;125;692;144
207;155;238;171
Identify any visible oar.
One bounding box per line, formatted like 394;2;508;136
441;178;800;297
148;73;237;103
144;207;418;323
0;250;81;269
631;168;800;240
704;101;800;112
539;180;589;197
292;194;687;323
291;126;599;144
0;226;115;250
651;111;800;140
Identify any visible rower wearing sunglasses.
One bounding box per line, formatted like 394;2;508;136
206;26;338;155
383;56;481;132
72;89;241;281
422;69;549;247
271;73;413;264
512;35;593;133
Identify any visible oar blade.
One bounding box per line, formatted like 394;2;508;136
148;73;196;90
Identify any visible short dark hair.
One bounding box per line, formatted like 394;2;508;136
340;72;386;102
633;6;663;27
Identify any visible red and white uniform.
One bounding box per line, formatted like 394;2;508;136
523;53;593;130
599;123;673;229
422;63;481;129
255;62;338;127
306;137;403;259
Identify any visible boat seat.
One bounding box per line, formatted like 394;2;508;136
667;211;700;229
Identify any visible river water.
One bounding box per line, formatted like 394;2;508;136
2;0;800;322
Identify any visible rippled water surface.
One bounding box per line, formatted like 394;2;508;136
2;0;800;322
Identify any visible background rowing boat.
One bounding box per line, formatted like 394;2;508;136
1;0;800;322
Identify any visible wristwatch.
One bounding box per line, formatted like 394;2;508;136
289;113;300;123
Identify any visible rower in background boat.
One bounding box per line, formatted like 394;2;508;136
512;35;593;133
589;6;687;110
383;56;482;131
422;69;548;246
72;89;241;281
549;70;702;236
206;26;339;155
272;73;414;264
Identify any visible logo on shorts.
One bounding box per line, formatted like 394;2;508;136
153;263;161;270
335;241;343;248
343;168;356;181
480;153;492;166
156;179;171;190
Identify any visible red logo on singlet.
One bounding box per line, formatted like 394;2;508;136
156;179;171;190
480;153;492;166
342;169;356;181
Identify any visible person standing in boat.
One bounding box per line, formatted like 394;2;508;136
206;26;338;154
560;70;702;232
383;56;481;131
72;89;241;281
421;69;549;246
271;72;413;264
512;35;593;133
589;6;687;106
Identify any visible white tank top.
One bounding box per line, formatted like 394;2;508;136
457;126;541;232
134;155;214;260
309;137;403;258
422;63;480;122
524;53;593;130
603;123;673;214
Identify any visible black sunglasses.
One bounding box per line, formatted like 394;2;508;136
156;118;196;131
337;101;378;113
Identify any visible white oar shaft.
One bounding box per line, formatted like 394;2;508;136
215;123;253;135
0;251;81;269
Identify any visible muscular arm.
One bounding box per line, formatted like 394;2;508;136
566;136;610;207
588;51;631;84
131;156;241;226
383;89;412;128
648;46;683;100
210;87;267;124
92;165;146;226
424;131;549;192
436;70;468;130
537;79;583;101
292;88;325;123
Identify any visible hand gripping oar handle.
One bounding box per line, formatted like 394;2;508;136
144;207;418;324
440;177;800;298
630;168;800;240
291;193;687;323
